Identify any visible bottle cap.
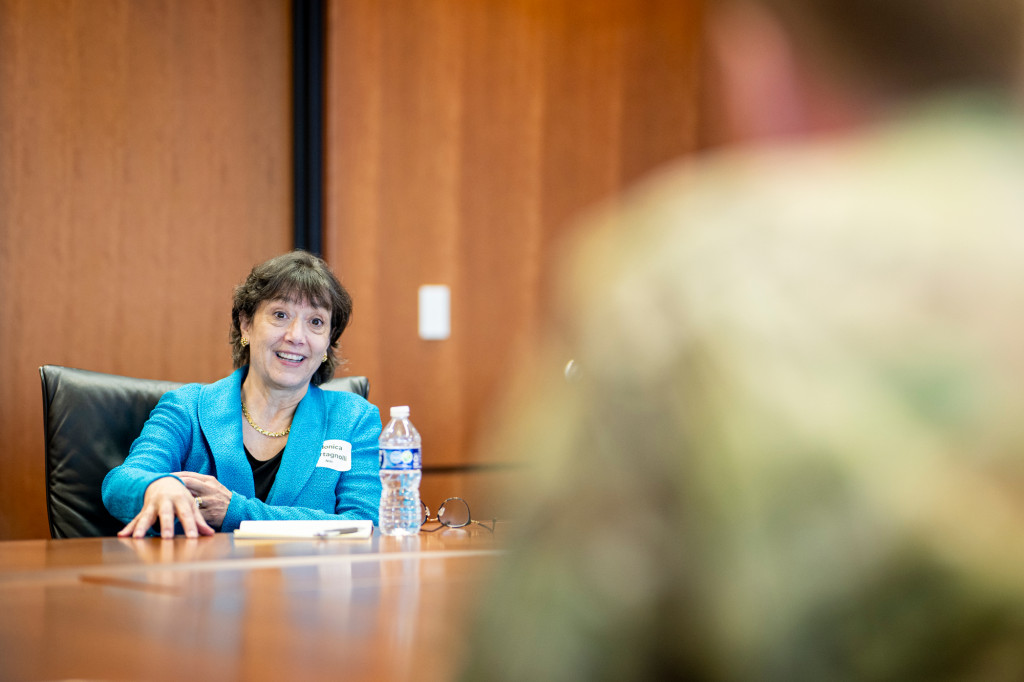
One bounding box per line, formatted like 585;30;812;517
390;405;410;418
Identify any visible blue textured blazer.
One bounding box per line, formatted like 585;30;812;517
102;367;383;530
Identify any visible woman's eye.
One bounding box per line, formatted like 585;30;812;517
273;311;287;320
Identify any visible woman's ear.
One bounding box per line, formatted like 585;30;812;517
705;1;808;143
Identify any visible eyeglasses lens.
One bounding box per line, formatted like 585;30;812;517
438;498;470;528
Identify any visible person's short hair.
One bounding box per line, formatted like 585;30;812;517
741;0;1024;95
230;250;353;387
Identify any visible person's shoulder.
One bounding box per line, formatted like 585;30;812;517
160;381;203;402
314;386;381;434
165;369;243;407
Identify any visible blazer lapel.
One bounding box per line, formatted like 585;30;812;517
267;385;326;506
197;367;255;498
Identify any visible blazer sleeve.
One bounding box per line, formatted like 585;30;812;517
101;386;198;524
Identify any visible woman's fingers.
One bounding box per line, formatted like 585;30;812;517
158;496;178;539
119;497;215;539
120;476;217;539
170;495;196;538
174;495;214;538
175;474;209;500
175;471;214;488
194;507;216;536
172;472;230;529
130;505;158;539
117;515;138;537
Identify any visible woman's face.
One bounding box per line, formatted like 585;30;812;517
240;297;332;394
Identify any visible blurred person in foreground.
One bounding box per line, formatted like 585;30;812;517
103;251;382;538
462;0;1024;679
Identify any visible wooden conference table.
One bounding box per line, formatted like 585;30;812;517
0;526;502;681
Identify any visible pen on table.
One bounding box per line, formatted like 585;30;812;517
314;527;359;538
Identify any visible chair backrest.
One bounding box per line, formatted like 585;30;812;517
319;374;369;399
39;365;370;539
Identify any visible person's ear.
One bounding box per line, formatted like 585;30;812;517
705;1;808;143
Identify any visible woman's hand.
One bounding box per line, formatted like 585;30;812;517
118;476;215;539
175;471;233;529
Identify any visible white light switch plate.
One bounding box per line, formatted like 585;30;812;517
418;285;450;340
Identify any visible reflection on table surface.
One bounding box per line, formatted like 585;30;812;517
0;527;501;682
0;523;500;574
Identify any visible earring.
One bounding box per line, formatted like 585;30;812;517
321;351;328;363
240;337;249;347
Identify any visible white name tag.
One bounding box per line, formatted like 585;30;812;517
317;440;352;472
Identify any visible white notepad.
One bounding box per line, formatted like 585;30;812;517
233;519;374;540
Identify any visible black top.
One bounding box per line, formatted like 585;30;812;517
245;446;285;502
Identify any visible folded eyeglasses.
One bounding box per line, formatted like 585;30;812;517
420;496;495;532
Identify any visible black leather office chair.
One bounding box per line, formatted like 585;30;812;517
39;365;370;539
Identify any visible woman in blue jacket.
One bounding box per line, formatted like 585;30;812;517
103;251;382;538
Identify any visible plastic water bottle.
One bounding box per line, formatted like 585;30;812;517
378;405;422;535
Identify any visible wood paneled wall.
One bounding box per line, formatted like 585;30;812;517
324;0;704;517
0;0;706;537
0;0;292;539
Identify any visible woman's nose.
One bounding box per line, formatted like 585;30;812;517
283;317;305;343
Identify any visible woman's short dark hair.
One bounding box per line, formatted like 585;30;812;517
230;250;353;387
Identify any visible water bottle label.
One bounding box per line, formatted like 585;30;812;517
379;447;421;470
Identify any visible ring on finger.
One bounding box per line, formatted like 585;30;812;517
195;496;204;509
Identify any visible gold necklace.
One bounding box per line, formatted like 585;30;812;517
241;400;290;438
